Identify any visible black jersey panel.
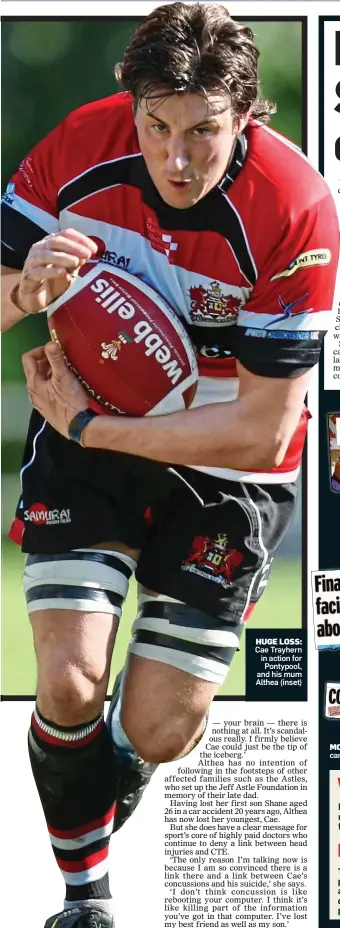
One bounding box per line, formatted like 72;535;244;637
1;202;47;267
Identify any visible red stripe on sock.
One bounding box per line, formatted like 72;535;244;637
48;804;116;840
31;713;104;748
56;845;109;873
242;603;256;624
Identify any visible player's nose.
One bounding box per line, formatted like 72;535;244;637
165;143;190;175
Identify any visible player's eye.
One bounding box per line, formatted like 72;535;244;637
151;123;167;134
192;126;211;136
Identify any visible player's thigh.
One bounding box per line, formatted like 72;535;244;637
124;480;296;756
25;540;139;723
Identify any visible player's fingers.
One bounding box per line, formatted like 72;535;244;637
37;355;52;378
23;345;46;361
44;340;70;379
25;250;85;272
22;347;45;383
37;233;96;260
21;266;77;284
53;228;99;254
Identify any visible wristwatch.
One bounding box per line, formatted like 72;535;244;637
68;409;98;447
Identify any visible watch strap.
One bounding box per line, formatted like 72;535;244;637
68;409;98;447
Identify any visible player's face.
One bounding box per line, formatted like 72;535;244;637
135;91;247;209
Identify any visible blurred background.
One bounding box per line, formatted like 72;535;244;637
1;16;303;695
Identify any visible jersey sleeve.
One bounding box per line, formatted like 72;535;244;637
234;188;339;378
1;119;68;269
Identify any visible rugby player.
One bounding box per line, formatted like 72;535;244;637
1;4;339;926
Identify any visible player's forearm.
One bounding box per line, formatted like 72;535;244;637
83;397;284;470
1;268;24;332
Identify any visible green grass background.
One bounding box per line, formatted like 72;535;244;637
2;538;301;697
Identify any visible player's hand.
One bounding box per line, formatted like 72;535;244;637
22;341;89;437
16;228;98;314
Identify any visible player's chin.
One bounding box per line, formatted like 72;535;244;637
161;186;202;209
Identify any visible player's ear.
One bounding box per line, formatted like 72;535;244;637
234;112;250;134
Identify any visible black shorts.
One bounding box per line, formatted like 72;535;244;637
12;411;297;624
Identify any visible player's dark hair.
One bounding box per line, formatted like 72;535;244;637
115;2;276;123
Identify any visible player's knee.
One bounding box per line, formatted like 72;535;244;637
37;657;107;726
24;543;138;726
121;719;187;763
121;708;203;764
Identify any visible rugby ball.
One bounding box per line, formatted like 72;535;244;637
47;263;198;416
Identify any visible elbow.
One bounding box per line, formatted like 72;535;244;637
251;436;287;470
264;448;286;470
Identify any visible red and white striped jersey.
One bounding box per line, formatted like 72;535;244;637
2;92;339;482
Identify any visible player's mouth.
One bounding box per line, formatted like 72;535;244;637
167;179;192;189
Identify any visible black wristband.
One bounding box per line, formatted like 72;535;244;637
68;409;99;447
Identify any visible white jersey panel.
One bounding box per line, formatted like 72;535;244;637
60;208;250;327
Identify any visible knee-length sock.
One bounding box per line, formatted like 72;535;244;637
29;706;118;905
